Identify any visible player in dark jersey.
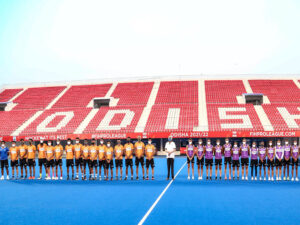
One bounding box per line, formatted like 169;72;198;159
250;142;258;181
258;141;267;181
223;138;232;180
205;139;214;180
267;140;275;181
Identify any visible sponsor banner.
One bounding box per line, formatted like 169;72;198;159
1;130;299;142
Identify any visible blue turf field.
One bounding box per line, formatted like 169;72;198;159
0;157;299;225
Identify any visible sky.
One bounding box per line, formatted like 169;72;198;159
0;0;299;86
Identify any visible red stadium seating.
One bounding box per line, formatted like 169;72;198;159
13;86;66;110
0;88;23;102
0;79;299;139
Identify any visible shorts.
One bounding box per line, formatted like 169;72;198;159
19;158;27;167
250;159;258;167
75;158;83;167
38;158;46;167
283;159;291;166
11;160;19;167
187;157;194;164
215;158;222;166
146;159;155;168
0;159;9;168
196;157;204;166
90;160;98;168
275;159;283;167
55;159;62;166
66;159;74;167
224;157;232;165
98;160;106;169
125;159;133;167
46;159;54;167
205;158;213;166
115;159;123;168
83;159;90;167
291;158;298;166
135;157;144;167
105;160;114;169
241;158;249;166
232;159;240;167
267;159;275;167
258;159;266;167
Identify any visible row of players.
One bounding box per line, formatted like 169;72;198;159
0;136;156;180
186;138;299;181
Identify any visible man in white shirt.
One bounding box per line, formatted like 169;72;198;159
165;136;176;180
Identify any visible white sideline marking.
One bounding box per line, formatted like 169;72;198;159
138;161;186;225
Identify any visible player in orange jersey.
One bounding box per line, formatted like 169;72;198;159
19;139;28;179
114;139;124;180
54;139;64;180
27;139;36;179
98;138;107;180
145;138;156;180
10;141;19;179
65;138;75;180
74;137;83;180
81;139;90;180
89;139;98;180
134;136;145;180
124;137;134;180
105;141;114;181
37;138;47;179
45;140;55;180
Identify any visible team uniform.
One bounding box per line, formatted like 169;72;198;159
275;146;284;167
283;145;291;166
37;143;47;167
205;144;213;166
105;147;114;169
241;144;249;166
224;144;232;165
145;144;155;168
0;146;9;170
27;145;36;167
124;143;134;167
135;142;145;166
82;145;90;168
250;147;258;179
89;145;98;168
19;144;28;168
114;145;124;168
65;145;74;167
291;145;299;166
45;146;55;168
10;146;19;168
232;146;240;167
98;145;107;169
196;145;204;165
267;147;275;167
258;147;267;167
74;143;83;167
54;145;63;166
186;144;194;164
214;145;222;166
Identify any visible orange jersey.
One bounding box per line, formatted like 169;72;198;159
10;147;19;161
46;146;54;160
65;145;74;159
145;144;155;159
98;145;106;160
114;145;124;159
19;144;28;159
124;143;134;159
27;145;36;159
135;142;145;158
89;145;98;160
105;147;114;160
82;145;90;160
37;143;47;159
54;145;63;159
74;144;82;159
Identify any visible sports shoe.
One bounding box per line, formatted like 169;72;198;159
131;176;133;180
146;176;149;180
119;176;122;180
99;176;102;180
136;176;139;180
192;176;194;180
32;176;35;180
152;176;154;180
6;175;9;180
271;177;274;181
198;176;201;180
0;175;4;180
60;176;63;180
283;176;286;181
255;177;257;181
279;177;282;181
251;177;253;181
124;176;128;180
268;177;271;181
287;177;290;181
38;176;42;180
187;176;190;180
292;177;294;181
264;177;266;181
245;176;248;180
242;176;244;180
259;177;262;181
296;177;299;181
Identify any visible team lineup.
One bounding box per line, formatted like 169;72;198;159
0;136;299;182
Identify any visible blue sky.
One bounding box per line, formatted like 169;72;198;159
0;0;299;86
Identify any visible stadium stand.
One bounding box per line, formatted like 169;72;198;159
0;78;299;140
